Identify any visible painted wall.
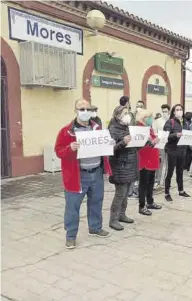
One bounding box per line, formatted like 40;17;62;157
185;96;192;112
1;2;182;157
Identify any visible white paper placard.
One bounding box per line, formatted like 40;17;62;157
126;126;150;148
177;130;192;146
76;129;114;159
155;130;169;149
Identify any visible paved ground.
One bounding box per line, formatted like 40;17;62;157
1;172;192;301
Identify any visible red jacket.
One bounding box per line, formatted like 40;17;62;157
55;119;112;192
137;123;160;171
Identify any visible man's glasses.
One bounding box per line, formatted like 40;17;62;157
76;108;92;112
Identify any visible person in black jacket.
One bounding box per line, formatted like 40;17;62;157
184;112;192;171
90;105;102;128
108;106;138;230
163;104;190;202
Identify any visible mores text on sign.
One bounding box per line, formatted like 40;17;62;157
8;7;83;54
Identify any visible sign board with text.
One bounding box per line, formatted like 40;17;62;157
76;130;114;159
126;126;150;148
177;130;192;146
8;7;83;54
147;84;165;95
92;75;124;89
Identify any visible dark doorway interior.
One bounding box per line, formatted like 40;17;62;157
1;57;11;178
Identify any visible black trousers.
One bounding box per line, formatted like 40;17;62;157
139;169;155;208
165;153;185;195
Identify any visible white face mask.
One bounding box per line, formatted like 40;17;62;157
91;112;97;118
136;107;143;113
175;111;183;119
121;114;131;125
162;112;169;120
78;110;91;122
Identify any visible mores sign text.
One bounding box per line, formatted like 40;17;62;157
8;7;83;54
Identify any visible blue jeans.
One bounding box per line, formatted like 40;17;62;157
64;167;104;240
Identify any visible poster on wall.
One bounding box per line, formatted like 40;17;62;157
8;7;83;54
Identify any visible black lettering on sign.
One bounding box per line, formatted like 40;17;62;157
56;32;64;42
78;139;86;146
91;137;98;145
104;136;110;144
98;137;104;144
50;29;55;40
65;34;71;45
85;138;92;146
135;134;145;140
27;20;39;37
40;27;49;39
78;135;110;146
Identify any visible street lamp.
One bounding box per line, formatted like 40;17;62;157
86;10;106;36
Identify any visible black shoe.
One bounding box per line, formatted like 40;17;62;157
165;195;173;202
179;191;190;197
119;215;134;224
109;221;124;231
147;203;162;210
139;207;152;216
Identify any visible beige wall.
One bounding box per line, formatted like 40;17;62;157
147;75;167;116
185;97;192;112
1;2;182;156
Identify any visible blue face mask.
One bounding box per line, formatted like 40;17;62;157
145;116;153;127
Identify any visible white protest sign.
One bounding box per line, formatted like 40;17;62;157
76;129;114;159
155;130;169;149
177;130;192;146
126;126;150;148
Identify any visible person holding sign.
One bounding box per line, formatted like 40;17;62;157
163;104;190;202
108;106;138;231
136;109;162;216
55;99;112;249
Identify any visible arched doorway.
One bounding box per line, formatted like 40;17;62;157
1;57;11;178
82;54;130;127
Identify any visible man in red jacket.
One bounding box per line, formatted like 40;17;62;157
55;99;111;249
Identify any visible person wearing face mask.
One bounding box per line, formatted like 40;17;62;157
90;105;102;128
163;104;190;202
184;112;192;172
153;104;171;189
55;99;112;249
108;106;138;230
136;109;162;216
135;100;145;115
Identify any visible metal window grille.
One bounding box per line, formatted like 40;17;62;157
19;41;76;89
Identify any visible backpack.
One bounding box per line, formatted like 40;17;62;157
170;119;174;129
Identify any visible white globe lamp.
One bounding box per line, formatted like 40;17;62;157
86;10;106;32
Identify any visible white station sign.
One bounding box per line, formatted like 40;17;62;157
8;7;83;54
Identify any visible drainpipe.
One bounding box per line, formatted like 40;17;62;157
182;47;190;111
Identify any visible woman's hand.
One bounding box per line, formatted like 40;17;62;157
151;138;160;145
123;135;132;144
177;132;183;137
